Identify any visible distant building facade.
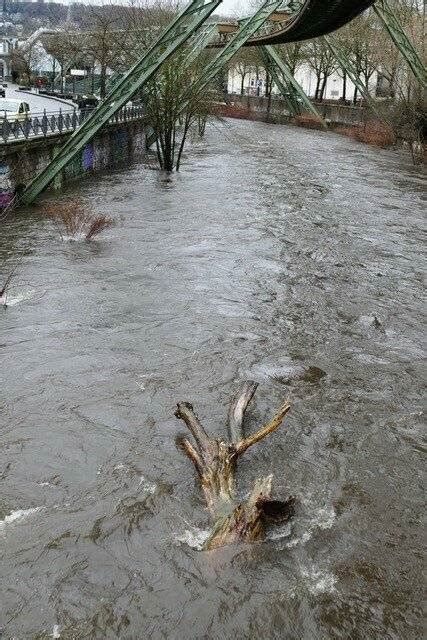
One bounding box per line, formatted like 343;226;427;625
227;64;381;103
0;37;14;79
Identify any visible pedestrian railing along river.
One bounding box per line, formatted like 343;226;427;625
0;105;145;145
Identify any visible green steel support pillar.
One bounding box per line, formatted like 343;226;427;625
183;24;217;66
146;0;283;148
323;35;385;120
260;47;300;115
144;24;217;147
262;45;325;124
373;0;426;88
21;0;222;205
188;0;283;96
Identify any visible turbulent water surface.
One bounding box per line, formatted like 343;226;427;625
0;119;424;639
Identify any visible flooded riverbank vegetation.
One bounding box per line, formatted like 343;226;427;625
144;50;220;171
43;199;115;242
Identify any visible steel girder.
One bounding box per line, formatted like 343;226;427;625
262;44;325;124
146;0;282;148
373;0;426;88
183;24;218;66
188;0;282;96
323;35;385;120
20;0;221;205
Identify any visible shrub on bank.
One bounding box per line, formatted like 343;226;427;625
292;114;325;130
336;122;395;148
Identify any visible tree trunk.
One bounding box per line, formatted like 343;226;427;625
314;75;321;100
319;75;327;101
240;74;245;95
100;64;107;100
342;70;347;102
175;381;295;550
176;116;191;170
353;85;358;105
266;72;272;123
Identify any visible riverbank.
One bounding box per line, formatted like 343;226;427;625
217;95;425;163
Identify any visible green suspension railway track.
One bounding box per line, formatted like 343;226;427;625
19;0;378;205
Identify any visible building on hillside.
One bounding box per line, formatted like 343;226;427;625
0;37;15;79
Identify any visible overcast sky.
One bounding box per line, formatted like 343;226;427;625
215;0;250;17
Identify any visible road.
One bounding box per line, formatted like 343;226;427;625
3;83;75;116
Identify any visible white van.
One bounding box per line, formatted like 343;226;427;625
0;99;31;122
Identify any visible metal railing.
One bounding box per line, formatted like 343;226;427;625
0;104;145;145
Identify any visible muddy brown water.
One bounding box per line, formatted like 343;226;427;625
0;119;425;639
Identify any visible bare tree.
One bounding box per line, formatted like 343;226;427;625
144;48;218;171
306;38;338;101
10;42;44;85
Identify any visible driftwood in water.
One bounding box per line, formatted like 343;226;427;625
175;381;295;550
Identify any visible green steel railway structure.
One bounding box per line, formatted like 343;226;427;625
19;0;426;205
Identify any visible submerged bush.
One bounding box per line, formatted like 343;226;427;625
43;199;115;241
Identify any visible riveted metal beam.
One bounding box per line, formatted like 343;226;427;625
323;35;385;120
146;0;283;148
262;44;325;124
373;0;426;88
20;0;222;205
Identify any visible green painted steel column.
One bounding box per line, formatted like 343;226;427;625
323;35;385;121
373;0;426;88
262;45;325;124
21;0;222;205
146;0;283;148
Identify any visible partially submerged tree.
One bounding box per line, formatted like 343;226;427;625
0;271;15;307
144;49;218;171
175;381;295;550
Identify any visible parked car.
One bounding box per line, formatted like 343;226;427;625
0;99;31;122
76;95;99;112
2;83;7;88
0;87;5;98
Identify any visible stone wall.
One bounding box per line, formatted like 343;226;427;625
221;94;382;127
0;119;146;207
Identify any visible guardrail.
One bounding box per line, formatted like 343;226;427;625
0;104;145;145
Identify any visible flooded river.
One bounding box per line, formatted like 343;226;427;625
0;119;425;639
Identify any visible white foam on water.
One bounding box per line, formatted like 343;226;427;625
315;505;336;530
268;522;293;541
51;625;61;638
1;289;38;307
300;566;337;595
138;475;157;494
61;232;87;242
0;507;41;529
175;526;210;550
287;505;336;549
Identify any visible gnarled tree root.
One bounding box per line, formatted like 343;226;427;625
175;381;295;550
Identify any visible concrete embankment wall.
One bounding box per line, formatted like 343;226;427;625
0;119;146;206
218;94;380;128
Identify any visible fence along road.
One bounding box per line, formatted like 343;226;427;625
0;105;145;145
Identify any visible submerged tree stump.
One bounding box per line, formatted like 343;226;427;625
175;381;295;550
